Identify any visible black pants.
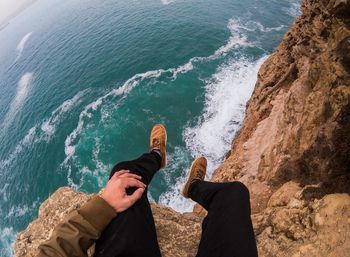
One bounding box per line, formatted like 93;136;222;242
94;153;258;257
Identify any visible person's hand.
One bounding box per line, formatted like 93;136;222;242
100;170;146;213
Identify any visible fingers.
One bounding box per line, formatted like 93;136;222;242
126;187;145;205
113;170;129;178
111;170;128;180
124;178;146;189
112;170;142;180
118;173;142;180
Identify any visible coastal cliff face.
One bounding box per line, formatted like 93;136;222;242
212;0;350;214
15;0;350;256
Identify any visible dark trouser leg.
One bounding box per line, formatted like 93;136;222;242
189;181;258;257
94;152;162;257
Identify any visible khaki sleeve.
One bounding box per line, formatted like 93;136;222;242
37;195;117;257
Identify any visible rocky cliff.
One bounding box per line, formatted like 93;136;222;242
15;0;350;256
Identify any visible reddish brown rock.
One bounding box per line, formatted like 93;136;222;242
211;0;350;214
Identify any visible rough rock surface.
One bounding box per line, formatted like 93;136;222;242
253;183;350;257
211;0;350;215
14;187;350;257
15;0;350;256
15;187;203;257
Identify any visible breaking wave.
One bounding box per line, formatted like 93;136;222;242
158;56;267;212
184;56;267;176
62;17;254;174
41;90;88;140
0;90;88;171
0;226;16;257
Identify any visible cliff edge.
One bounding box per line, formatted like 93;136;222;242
15;0;350;256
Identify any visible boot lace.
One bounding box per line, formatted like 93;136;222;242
152;138;161;149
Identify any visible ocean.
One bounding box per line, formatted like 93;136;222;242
0;0;300;255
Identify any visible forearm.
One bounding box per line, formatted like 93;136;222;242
37;195;117;257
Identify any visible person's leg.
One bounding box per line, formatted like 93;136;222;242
94;151;162;257
109;151;161;184
189;180;258;257
94;124;167;257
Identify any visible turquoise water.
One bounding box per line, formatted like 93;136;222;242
0;0;300;255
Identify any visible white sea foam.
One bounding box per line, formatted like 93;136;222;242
62;16;259;193
168;18;256;79
62;17;263;200
7;200;38;218
159;174;195;211
0;226;16;257
41;90;87;140
62;65;193;185
15;32;33;61
63;69;168;166
1;72;34;132
184;56;267;178
92;138;110;187
284;2;302;17
214;19;252;57
158;147;195;212
0;126;37;169
158;57;267;212
171;61;195;79
246;21;286;32
64;17;255;161
0;90;87;171
215;19;286;54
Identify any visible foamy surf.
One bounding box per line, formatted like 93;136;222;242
213;18;252;57
284;2;302;17
7;200;39;219
0;126;37;170
184;56;267;177
62;17;256;171
62;16;270;205
41;90;88;140
0;227;16;257
159;56;267;213
158;146;195;212
0;90;88;171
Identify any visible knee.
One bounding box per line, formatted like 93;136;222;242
110;161;133;179
222;181;250;200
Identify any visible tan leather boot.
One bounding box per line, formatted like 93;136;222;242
182;156;207;198
150;124;167;169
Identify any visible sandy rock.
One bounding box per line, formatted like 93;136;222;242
15;187;92;257
14;187;203;257
254;193;350;257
